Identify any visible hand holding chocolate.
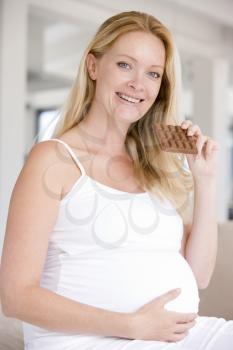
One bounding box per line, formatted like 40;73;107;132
154;123;198;154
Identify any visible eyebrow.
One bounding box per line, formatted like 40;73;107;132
116;54;164;69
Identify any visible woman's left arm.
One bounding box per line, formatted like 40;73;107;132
180;120;220;289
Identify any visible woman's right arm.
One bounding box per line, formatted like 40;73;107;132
0;141;131;338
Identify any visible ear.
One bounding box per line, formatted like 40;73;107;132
86;53;98;80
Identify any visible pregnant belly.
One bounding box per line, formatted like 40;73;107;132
55;251;200;314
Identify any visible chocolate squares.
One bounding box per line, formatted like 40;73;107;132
154;123;198;154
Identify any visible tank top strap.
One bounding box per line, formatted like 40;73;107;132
49;138;86;176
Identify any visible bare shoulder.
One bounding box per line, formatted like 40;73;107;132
25;140;62;167
26;139;67;165
20;140;68;200
25;138;83;190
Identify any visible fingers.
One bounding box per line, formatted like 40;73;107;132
195;134;208;158
181;121;201;137
181;120;193;128
181;120;210;159
169;331;189;343
196;135;221;160
181;120;220;159
168;319;197;343
173;312;198;323
175;320;196;334
133;287;199;343
167;314;197;342
181;120;202;157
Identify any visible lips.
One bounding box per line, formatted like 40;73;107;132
116;92;144;104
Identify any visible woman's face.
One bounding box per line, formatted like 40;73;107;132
87;31;166;124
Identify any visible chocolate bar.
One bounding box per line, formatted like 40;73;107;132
153;123;198;154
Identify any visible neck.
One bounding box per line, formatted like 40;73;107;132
76;103;131;157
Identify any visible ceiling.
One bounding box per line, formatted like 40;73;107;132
166;0;233;28
27;0;233;92
73;0;233;28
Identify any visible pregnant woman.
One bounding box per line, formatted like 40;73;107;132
1;10;232;350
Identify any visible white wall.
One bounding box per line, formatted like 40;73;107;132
0;0;28;256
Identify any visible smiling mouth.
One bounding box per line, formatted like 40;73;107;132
116;92;144;104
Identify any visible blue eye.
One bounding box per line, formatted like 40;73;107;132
117;62;161;79
117;62;130;69
148;72;160;79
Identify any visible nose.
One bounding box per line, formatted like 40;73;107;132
127;75;145;92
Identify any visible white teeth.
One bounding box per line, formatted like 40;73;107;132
117;92;141;103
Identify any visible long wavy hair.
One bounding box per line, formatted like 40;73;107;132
52;11;194;224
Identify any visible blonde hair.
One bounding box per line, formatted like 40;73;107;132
52;11;194;224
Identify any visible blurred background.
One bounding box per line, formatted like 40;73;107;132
0;0;233;256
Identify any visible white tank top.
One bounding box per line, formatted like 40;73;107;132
23;138;200;347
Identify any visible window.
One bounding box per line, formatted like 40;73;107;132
36;109;60;142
